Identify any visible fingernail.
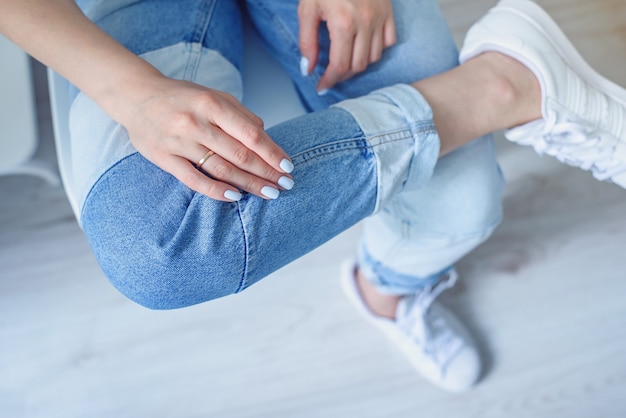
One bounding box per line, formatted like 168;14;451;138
318;89;329;96
224;190;242;201
261;186;280;200
278;176;294;190
300;56;310;76
280;158;294;173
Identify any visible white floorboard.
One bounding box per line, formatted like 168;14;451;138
1;1;626;417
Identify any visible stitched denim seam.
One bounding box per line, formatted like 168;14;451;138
366;130;413;146
234;200;250;293
191;0;216;44
184;0;217;80
290;137;370;165
80;151;140;226
335;121;436;145
289;124;427;165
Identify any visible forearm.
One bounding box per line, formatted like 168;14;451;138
1;0;295;201
0;0;163;125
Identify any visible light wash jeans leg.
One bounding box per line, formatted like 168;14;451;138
246;0;505;294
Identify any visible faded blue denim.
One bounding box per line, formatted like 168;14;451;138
63;0;504;309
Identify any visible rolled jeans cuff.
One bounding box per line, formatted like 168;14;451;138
333;84;440;213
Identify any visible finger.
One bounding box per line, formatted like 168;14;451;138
351;30;373;74
196;129;284;184
317;28;355;91
167;156;243;202
175;140;294;197
209;100;294;174
199;152;293;200
383;16;397;48
369;29;384;63
219;93;265;128
173;130;283;189
297;1;320;75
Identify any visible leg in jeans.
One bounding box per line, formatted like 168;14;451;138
245;0;504;300
243;0;502;392
63;0;499;392
64;0;440;309
82;91;440;307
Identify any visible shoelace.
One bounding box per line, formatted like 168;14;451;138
396;270;463;370
509;114;626;181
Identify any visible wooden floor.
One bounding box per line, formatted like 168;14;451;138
2;1;626;417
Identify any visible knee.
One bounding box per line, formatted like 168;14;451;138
89;240;244;310
80;159;247;310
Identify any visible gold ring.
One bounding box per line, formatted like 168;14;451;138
196;149;216;167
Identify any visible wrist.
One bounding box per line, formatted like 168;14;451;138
93;59;166;126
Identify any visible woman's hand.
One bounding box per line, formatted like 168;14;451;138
0;0;294;202
298;0;397;92
123;75;295;202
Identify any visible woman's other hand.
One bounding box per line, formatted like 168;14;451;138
298;0;397;92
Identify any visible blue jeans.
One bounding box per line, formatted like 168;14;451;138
65;0;503;309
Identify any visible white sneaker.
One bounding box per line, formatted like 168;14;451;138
460;0;626;187
340;261;481;392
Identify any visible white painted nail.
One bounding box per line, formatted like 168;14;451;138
280;159;294;173
318;89;329;96
224;190;242;201
278;176;294;190
261;186;280;200
300;56;310;76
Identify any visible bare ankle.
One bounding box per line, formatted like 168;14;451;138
411;51;542;156
473;52;542;126
355;268;401;320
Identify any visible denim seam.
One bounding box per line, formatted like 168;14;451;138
286;128;416;216
184;0;217;80
366;129;413;145
290;137;370;165
192;0;216;43
79;151;140;226
234;200;250;293
288;127;421;165
335;121;436;146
